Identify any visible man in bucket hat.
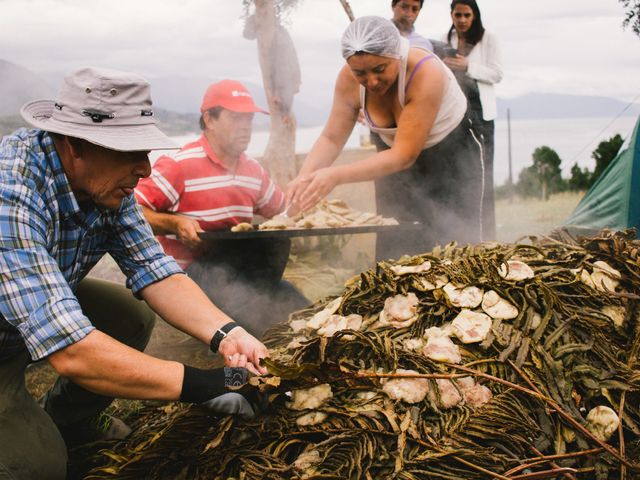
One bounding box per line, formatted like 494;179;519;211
135;79;308;338
0;67;269;480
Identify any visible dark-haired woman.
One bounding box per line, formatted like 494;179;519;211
443;0;502;239
286;16;485;262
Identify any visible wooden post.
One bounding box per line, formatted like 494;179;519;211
253;0;298;187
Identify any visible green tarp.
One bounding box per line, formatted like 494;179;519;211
565;116;640;236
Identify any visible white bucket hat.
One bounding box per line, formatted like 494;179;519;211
20;67;178;152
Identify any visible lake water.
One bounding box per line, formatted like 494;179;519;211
162;115;638;187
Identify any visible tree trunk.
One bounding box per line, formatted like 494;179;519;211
253;0;298;188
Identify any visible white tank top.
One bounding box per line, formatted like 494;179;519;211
360;37;467;149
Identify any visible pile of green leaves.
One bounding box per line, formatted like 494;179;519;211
86;230;640;479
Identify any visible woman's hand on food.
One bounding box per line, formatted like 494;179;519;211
284;176;311;215
174;216;204;248
443;55;468;72
218;327;269;375
298;167;340;213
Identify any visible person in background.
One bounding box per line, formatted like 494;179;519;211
0;67;268;480
135;79;308;338
443;0;503;239
390;0;433;52
286;17;485;262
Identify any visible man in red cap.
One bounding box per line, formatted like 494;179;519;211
136;79;308;337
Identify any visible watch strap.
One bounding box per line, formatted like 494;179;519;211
209;321;239;353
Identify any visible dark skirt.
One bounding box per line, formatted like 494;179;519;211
372;116;485;261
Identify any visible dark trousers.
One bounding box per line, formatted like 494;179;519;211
470;111;496;240
186;238;309;337
0;278;156;480
372;116;485;261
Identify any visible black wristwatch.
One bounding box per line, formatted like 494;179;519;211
209;321;239;353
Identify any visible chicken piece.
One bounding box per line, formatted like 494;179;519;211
443;283;483;308
482;290;519;320
355;391;377;400
378;292;420;328
317;314;363;337
593;261;622;279
579;269;596;288
602;305;626;327
296;411;328;426
258;214;296;230
381;217;399;226
381;369;429;404
286;336;308;350
422;327;462;364
230;222;254;232
293;449;321;471
529;311;542;330
458;378;493;408
498;260;535;281
591;261;621;293
450;310;492;344
420;275;449;291
403;337;426;352
586;406;620;442
289;384;333;411
390;261;432;276
351;212;379;225
307;297;343;330
435;378;463;409
290;319;308;333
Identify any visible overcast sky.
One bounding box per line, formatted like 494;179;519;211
1;0;639;108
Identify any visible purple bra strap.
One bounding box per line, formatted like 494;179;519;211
405;54;434;91
363;106;377;128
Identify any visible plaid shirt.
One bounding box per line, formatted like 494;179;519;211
0;129;183;361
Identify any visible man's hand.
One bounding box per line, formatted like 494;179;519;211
218;327;269;375
173;215;204;248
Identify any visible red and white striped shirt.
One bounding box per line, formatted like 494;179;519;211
135;135;284;268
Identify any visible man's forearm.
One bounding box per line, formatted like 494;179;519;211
140;205;179;236
48;330;184;401
140;273;233;345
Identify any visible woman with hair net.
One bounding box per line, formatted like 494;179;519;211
286;16;485;261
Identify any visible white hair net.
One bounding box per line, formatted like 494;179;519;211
341;16;402;60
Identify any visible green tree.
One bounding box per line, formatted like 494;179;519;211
568;163;591;191
516;165;541;198
590;133;624;185
531;146;563;200
619;0;640;37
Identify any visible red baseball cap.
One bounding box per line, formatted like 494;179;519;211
200;79;268;114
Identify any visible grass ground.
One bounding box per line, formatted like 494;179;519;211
495;190;584;243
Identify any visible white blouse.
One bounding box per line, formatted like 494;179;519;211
445;30;503;121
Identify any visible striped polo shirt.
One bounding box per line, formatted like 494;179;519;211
135;134;284;268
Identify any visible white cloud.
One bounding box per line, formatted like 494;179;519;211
0;0;638;103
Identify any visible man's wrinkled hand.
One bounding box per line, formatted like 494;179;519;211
175;216;204;248
218;327;269;375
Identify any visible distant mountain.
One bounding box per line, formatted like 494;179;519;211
148;74;327;129
0;60;54;116
3;59;637;135
498;93;640;120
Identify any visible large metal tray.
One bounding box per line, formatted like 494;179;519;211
198;222;421;240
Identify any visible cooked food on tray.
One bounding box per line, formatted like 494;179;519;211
258;199;398;230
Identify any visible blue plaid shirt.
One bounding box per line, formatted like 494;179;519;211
0;129;183;361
